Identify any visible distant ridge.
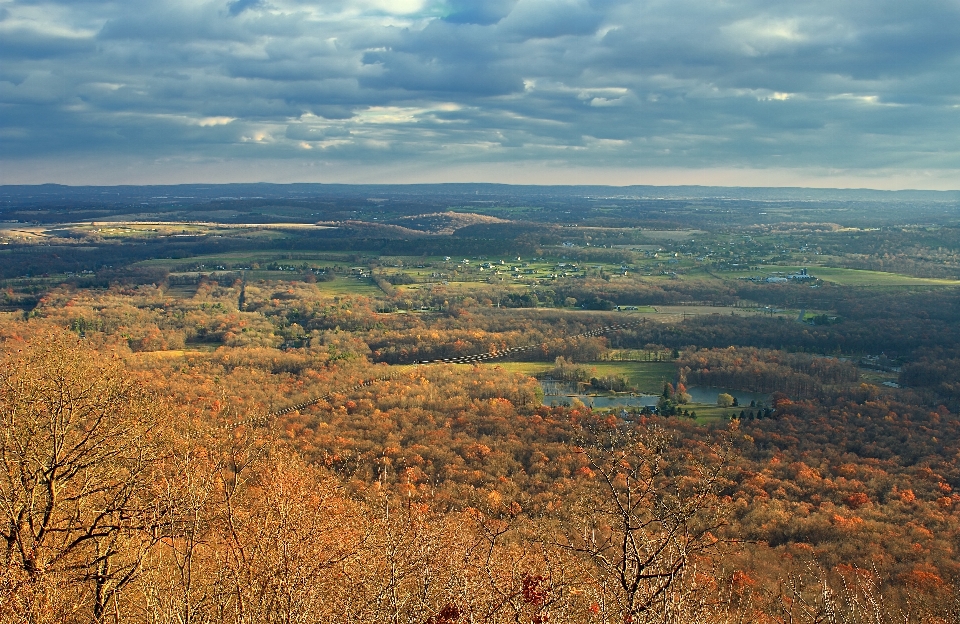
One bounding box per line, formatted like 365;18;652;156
392;212;511;234
1;183;959;207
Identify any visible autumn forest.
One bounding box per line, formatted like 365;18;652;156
3;184;960;623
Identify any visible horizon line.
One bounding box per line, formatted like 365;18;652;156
3;181;959;194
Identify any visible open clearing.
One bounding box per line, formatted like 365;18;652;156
137;250;358;268
760;265;960;287
492;361;676;395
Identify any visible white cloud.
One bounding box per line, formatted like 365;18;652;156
198;116;236;126
724;17;808;54
758;92;793;101
358;0;430;15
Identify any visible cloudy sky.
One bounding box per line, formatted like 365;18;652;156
2;0;959;188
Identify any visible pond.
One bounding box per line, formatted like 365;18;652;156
539;379;658;408
538;378;770;409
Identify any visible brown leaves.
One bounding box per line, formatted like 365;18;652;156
0;327;164;621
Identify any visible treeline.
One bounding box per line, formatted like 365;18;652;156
605;299;960;366
547;357;631;392
679;347;860;399
901;353;960;406
367;330;606;364
552;277;741;307
0;236;268;280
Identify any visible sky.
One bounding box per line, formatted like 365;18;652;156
2;0;960;189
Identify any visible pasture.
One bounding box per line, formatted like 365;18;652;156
759;265;960;287
492;360;677;395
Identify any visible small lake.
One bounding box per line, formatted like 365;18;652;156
539;378;769;409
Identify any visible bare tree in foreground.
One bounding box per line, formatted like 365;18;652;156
0;330;162;623
760;562;960;624
558;428;731;623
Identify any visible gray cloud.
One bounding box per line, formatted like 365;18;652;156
442;0;518;25
2;0;960;185
228;0;265;17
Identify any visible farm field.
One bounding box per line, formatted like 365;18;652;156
649;304;798;318
493;360;677;395
758;265;960;286
165;271;384;296
136;250;360;269
685;404;739;423
310;276;384;296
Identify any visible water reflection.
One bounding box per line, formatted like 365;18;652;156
539;379;656;408
539;378;769;409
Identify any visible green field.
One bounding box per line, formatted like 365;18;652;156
165;271;383;296
137;250;358;269
760;265;960;287
686;404;739;423
493;360;676;395
312;277;384;296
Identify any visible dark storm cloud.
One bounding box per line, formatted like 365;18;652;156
2;0;960;183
